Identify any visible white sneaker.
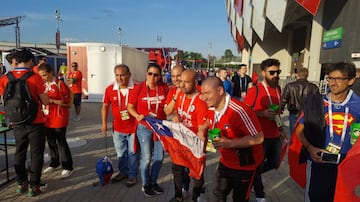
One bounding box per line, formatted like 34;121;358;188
256;197;266;202
73;116;80;121
182;188;190;197
43;167;56;174
197;194;207;202
60;169;73;178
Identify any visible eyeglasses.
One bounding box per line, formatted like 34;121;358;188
147;72;159;77
326;77;349;82
267;70;281;75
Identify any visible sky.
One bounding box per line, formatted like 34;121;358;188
0;0;240;58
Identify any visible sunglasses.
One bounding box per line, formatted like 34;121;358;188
147;72;159;77
267;70;281;75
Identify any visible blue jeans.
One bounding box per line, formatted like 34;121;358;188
289;113;299;135
136;123;164;186
112;131;139;179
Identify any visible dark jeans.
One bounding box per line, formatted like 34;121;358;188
13;124;46;186
254;137;282;198
172;163;203;201
288;113;299;135
45;127;73;170
308;161;338;202
213;162;255;202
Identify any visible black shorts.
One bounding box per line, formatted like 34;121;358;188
73;93;82;106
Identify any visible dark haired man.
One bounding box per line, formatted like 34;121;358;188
67;62;83;121
232;64;252;100
102;64;139;186
32;55;47;74
244;58;283;202
0;48;49;197
281;68;319;134
295;62;360;202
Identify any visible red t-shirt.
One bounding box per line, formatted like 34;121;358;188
67;70;82;94
33;64;40;74
103;82;136;134
174;92;208;133
44;79;70;128
207;96;263;170
128;81;169;126
165;86;178;105
0;68;46;124
244;82;281;139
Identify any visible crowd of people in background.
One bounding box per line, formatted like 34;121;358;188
1;47;360;202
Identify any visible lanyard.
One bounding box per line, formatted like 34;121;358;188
146;84;159;114
212;94;230;129
117;88;129;109
239;76;247;91
328;96;348;144
261;81;280;105
179;92;198;119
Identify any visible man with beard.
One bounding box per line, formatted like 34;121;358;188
168;69;208;202
244;58;284;202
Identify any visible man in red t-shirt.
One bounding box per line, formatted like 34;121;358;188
101;64;139;187
164;65;184;117
243;58;284;201
201;76;263;202
67;62;82;121
168;69;208;202
0;48;49;196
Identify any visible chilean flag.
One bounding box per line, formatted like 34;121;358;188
145;116;206;180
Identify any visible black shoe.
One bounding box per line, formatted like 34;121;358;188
142;185;155;197
111;173;127;183
169;196;184;202
152;183;164;194
125;178;137;187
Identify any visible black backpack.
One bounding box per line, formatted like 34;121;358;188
4;71;38;125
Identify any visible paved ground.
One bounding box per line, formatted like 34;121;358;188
0;102;304;202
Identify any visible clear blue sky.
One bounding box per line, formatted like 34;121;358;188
0;0;239;58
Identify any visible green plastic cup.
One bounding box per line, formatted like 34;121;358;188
208;128;221;141
269;104;279;112
350;123;360;145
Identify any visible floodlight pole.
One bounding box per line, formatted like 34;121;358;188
15;18;20;48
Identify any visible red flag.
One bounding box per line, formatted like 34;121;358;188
145;116;206;180
334;140;360;202
288;112;307;188
276;134;289;169
296;0;321;16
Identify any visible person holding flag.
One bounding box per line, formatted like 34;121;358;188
167;69;208;202
201;76;264;202
127;63;168;197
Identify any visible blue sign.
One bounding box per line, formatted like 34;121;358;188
322;39;341;49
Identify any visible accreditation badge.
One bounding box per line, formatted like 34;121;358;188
120;110;130;120
326;142;341;154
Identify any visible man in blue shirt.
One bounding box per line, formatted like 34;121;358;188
218;67;232;95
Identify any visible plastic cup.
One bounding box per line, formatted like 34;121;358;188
208;128;221;141
0;112;5;126
269;104;279;112
351;123;360;145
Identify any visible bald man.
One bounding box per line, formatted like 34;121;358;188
201;76;264;202
164;65;185;116
169;69;208;202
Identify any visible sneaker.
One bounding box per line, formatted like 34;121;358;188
169;196;184;202
256;197;267;202
125;178;137;187
61;169;73;178
111;173;127;183
43;166;57;174
142;185;156;197
28;183;48;197
73;116;80;121
152;183;164;194
182;188;190;197
16;181;28;194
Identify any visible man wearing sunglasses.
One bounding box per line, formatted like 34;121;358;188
244;58;283;202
